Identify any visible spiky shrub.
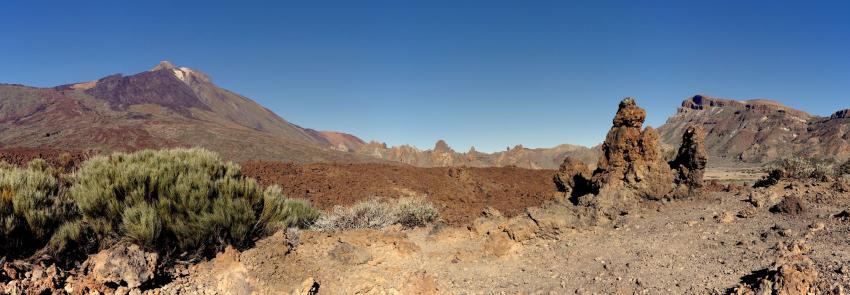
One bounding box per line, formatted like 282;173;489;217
58;152;74;172
53;148;318;255
836;159;850;177
395;197;440;228
257;185;321;234
313;197;440;231
768;157;836;180
0;160;66;254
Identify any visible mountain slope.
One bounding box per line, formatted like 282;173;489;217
658;95;850;164
0;61;376;163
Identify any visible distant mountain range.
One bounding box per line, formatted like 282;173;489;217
0;61;594;168
2;63;846;168
352;140;599;169
0;61;377;163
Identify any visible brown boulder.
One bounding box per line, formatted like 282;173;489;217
733;242;820;295
82;244;158;290
770;195;806;215
670;125;708;196
553;157;591;197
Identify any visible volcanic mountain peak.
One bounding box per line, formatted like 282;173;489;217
0;62;386;164
149;61;211;85
151;60;177;71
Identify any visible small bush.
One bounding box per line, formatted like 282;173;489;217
760;157;836;184
395;197;440;228
52;148;318;256
313;197;440;231
754;169;783;188
837;159;850;176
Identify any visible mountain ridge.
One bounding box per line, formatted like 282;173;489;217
0;61;597;169
6;63;847;168
0;61;378;164
658;94;850;164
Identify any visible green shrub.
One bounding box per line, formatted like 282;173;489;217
313;197;440;231
257;185;320;234
121;203;161;246
53;148;318;255
0;160;66;254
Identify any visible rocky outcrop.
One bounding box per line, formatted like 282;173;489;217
354;140;599;169
589;98;676;200
553;157;591;198
830;109;850;119
555;98;709;215
670;125;708;196
0;262;66;294
433;140;454;154
732;242;820;295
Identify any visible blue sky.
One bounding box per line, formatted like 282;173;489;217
2;1;849;152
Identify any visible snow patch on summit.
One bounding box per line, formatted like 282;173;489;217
172;69;186;82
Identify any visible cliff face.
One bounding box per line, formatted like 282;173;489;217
657;95;850;164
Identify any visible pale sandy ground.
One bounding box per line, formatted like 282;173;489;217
704;167;765;185
149;174;850;294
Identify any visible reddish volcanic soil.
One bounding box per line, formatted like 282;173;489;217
241;161;560;225
0;148;91;169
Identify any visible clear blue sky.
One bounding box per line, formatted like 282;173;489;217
2;1;848;152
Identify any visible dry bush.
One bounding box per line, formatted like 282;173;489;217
0;159;69;255
756;157;837;187
837;159;850;177
50;148;319;255
774;157;835;180
313;197;440;231
395;197;441;228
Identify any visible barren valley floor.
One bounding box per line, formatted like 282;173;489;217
153;175;849;294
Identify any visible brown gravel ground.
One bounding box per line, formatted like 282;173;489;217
241;161;559;225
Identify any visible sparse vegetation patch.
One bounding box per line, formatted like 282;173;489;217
755;157;839;187
313;197;440;231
